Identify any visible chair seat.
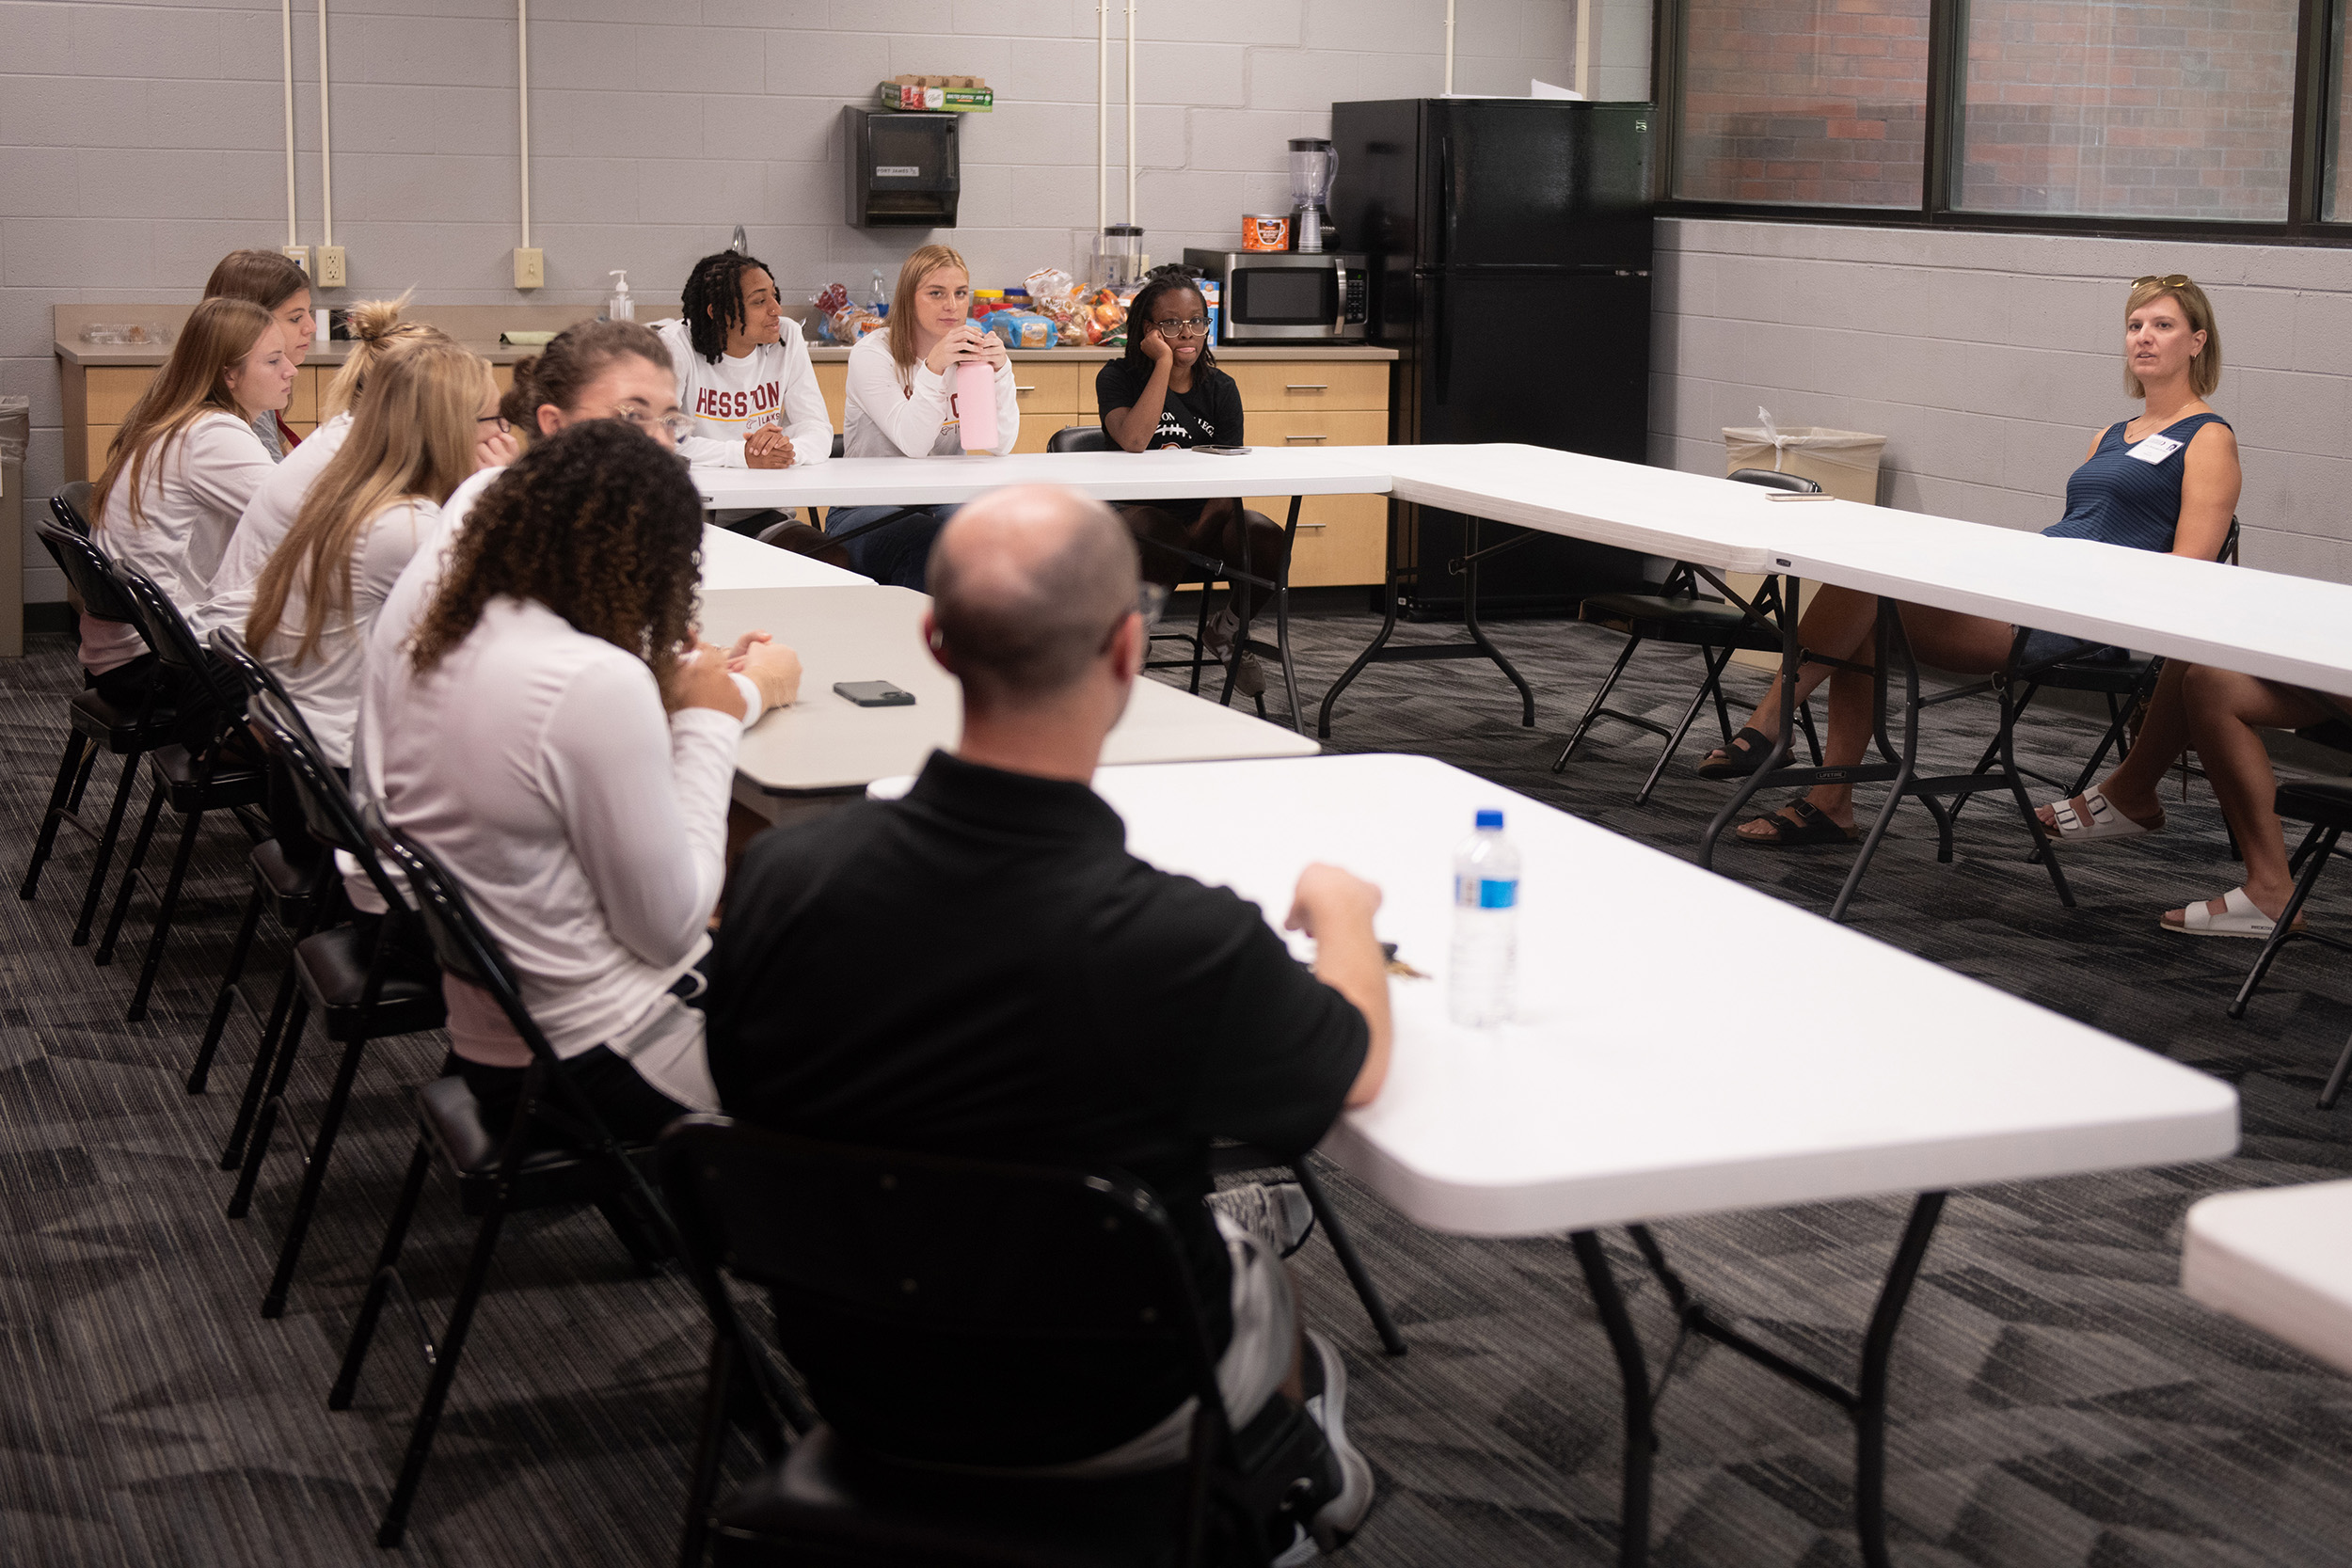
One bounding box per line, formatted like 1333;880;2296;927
250;836;328;920
711;1424;1198;1568
293;925;447;1041
1580;592;1782;653
415;1075;651;1213
147;744;268;811
69;687;178;752
2028;654;2153;694
2277;778;2352;827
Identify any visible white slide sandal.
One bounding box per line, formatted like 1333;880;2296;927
2162;887;2281;940
2045;785;2161;843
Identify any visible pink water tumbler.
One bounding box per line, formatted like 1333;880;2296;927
955;362;998;452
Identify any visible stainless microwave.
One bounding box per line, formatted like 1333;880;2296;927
1183;249;1368;344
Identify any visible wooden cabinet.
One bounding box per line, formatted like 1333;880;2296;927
69;364;330;481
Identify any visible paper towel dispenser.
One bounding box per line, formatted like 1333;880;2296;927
844;107;960;229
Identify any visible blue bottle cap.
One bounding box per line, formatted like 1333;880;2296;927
1475;809;1504;830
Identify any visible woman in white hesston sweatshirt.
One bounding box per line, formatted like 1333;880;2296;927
87;295;296;706
654;248;833;535
833;244;1019;590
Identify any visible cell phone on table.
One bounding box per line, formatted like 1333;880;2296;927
1199;445;1249;456
834;680;915;707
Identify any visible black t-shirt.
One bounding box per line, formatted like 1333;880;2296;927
705;751;1367;1465
1095;356;1244;451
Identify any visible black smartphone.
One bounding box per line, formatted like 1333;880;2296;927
834;680;915;707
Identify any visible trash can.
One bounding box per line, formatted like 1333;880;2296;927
0;396;26;657
1721;411;1886;669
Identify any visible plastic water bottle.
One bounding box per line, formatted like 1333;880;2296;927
1449;809;1518;1027
954;361;998;451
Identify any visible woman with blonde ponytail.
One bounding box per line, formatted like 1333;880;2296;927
244;339;501;765
198;296;512;634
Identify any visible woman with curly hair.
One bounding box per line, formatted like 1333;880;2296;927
375;421;800;1139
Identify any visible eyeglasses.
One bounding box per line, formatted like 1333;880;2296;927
612;405;696;440
476;414;511;432
1149;317;1210;339
1103;581;1172;655
2132;274;2192;289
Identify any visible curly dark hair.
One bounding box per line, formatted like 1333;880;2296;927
1120;263;1216;374
410;421;704;709
682;248;773;363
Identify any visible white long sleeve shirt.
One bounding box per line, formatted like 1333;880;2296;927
93;410;277;615
194;410;355;638
251;496;437;768
653;316;833;469
374;594;739;1108
842;329;1018;458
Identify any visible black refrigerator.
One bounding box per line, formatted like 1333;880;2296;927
1332;98;1656;616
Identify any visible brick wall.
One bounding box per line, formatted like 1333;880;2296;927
1677;0;2301;219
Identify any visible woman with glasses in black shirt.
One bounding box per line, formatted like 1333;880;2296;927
1095;265;1289;697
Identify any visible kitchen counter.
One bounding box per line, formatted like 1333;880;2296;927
56;332;1394;368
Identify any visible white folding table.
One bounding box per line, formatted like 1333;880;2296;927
698;523;870;590
695;585;1317;819
2181;1180;2352;1377
1089;752;2239;1568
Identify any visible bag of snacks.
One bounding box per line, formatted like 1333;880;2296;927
814;282;883;344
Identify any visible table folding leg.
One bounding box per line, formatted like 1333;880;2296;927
1569;1192;1947;1568
1318;510;1536;738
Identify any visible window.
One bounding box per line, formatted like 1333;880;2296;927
1663;0;2352;239
1960;0;2300;221
1677;0;1933;208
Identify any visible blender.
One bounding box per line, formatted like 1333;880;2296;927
1288;138;1338;253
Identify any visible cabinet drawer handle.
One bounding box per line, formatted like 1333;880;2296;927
1295;522;1327;531
1014;385;1036;392
1285;434;1327;442
1284;383;1329;391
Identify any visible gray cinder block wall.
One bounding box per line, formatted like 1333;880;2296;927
1649;219;2352;583
2;0;1604;607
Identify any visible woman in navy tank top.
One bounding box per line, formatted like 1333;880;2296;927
1697;277;2240;849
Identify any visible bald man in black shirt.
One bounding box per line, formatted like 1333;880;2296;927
705;483;1388;1560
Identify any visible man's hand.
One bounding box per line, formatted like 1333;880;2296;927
1285;863;1382;941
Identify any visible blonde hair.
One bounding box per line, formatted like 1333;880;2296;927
94;296;276;532
321;293;453;420
885;244;970;379
246;339;488;666
2125;277;2222;400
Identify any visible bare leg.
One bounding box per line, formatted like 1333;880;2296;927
2167;665;2345;924
1736;600;2016;839
2038;657;2185;834
1700;582;1880;769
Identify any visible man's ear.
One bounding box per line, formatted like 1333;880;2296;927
1109;610;1145;681
922;608;956;673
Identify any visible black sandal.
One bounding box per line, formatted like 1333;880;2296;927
1697;726;1776;781
1737;798;1859;847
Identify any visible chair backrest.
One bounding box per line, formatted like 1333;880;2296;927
2220;515;2240;566
1048;424;1116;455
50;482;94;536
36;519;143;626
112;565;248;719
830;432;846;460
207;626;311;732
1727;467;1822;495
364;802;554;1062
246;689;390;872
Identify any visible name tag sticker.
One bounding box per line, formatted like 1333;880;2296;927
2125;434;2184;465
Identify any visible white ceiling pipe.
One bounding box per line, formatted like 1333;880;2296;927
1096;0;1108;241
1444;0;1455;96
281;0;296;246
518;0;532;248
317;0;334;245
1576;0;1591;97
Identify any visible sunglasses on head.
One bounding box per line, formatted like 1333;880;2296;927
2132;274;2192;289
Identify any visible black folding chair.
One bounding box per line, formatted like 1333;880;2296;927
19;518;176;947
2222;778;2352;1108
1552;468;1826;802
1209;1142;1405;1357
187;628;336;1102
331;805;689;1549
225;690;446;1321
1048;424;1307;734
659;1116;1320;1568
100;567;269;1021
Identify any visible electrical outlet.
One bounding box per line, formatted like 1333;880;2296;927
513;247;545;290
280;245;311;277
316;245;347;289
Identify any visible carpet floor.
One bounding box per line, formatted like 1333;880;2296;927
2;601;2348;1568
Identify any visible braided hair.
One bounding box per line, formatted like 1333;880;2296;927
410;420;704;710
681;249;773;364
1120;263;1216;375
